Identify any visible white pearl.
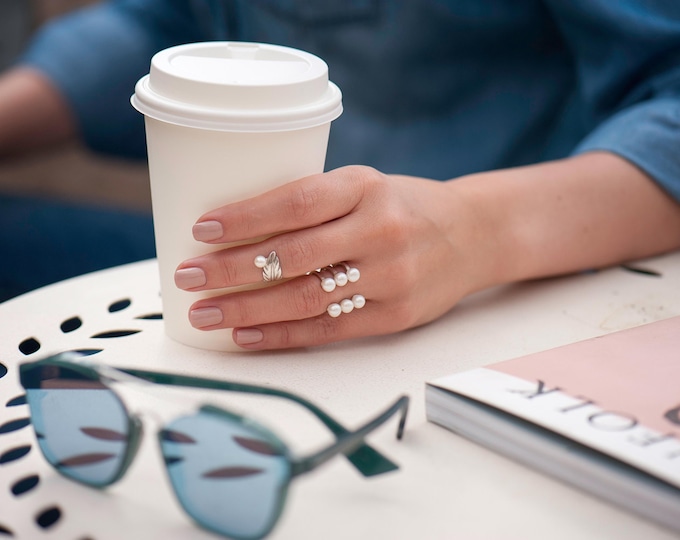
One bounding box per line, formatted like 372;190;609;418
352;294;366;309
347;267;361;282
321;277;336;292
254;255;267;268
334;272;348;287
340;298;354;313
327;303;342;318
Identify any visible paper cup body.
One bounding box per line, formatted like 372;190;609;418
132;42;342;350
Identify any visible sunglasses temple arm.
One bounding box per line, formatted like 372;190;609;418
120;367;401;477
290;395;409;479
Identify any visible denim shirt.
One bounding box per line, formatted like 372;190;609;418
22;0;680;201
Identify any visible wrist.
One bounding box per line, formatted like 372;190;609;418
443;173;524;295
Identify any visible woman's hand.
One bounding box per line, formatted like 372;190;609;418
173;165;488;350
174;153;680;350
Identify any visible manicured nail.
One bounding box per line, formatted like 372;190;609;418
234;328;264;345
192;220;223;242
189;307;223;328
175;267;206;289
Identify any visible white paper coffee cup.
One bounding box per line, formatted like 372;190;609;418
131;42;342;351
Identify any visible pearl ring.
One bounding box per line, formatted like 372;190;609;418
327;294;366;318
254;251;283;282
314;262;360;292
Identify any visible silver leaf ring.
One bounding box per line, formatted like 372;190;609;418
254;251;283;282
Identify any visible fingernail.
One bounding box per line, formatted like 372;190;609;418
189;307;223;328
234;328;264;345
193;220;223;242
175;267;207;289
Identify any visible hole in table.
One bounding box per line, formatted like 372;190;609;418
91;330;141;339
0;445;31;465
11;474;39;496
136;313;163;320
0;419;30;435
18;338;40;356
5;395;26;407
60;316;83;333
620;264;662;277
108;299;131;312
35;506;61;529
69;349;103;356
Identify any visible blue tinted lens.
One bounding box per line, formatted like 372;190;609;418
24;367;131;486
160;408;291;540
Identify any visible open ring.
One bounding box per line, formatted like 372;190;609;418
254;251;283;282
327;294;366;317
314;262;360;292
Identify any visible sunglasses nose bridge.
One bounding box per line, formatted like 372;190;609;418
117;382;199;423
127;405;167;429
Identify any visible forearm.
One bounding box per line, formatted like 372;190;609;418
454;151;680;292
16;0;209;158
0;67;77;157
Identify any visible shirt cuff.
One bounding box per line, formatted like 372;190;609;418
572;96;680;202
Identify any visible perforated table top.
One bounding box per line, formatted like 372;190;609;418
1;255;680;540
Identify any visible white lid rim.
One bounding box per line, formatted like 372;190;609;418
131;95;343;132
131;77;343;132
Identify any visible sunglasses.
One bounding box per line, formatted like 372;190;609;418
19;352;408;539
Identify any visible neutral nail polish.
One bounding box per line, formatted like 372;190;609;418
192;220;223;242
234;328;264;345
189;307;223;328
174;267;207;289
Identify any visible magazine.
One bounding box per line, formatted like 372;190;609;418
426;316;680;534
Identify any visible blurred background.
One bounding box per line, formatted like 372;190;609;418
0;0;151;214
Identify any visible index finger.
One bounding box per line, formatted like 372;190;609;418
192;166;365;244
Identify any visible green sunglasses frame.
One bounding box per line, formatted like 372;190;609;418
19;352;409;539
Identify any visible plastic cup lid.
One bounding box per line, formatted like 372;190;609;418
131;42;343;132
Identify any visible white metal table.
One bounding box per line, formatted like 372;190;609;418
1;251;679;539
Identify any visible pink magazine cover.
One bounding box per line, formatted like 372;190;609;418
489;315;680;437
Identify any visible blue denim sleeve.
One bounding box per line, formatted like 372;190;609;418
18;0;214;158
546;0;680;201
